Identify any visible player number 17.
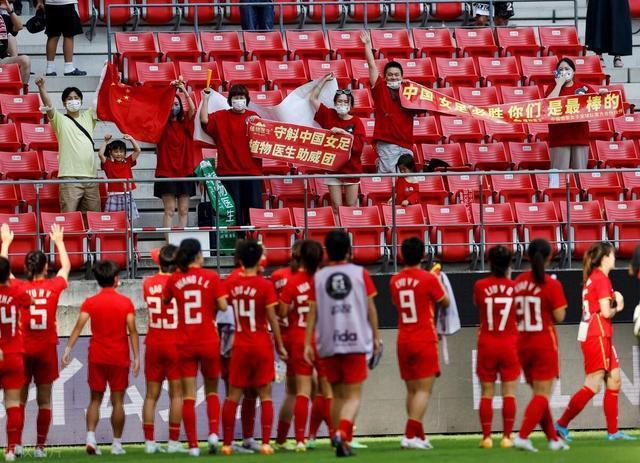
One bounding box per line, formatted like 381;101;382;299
484;297;513;332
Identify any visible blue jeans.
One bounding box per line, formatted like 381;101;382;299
240;0;274;31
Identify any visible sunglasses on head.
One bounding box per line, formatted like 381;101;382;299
336;89;352;95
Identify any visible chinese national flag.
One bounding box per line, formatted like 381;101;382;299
96;62;175;143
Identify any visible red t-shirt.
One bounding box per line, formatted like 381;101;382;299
473;275;517;339
164;267;226;346
204;109;262;176
514;271;567;350
143;273;178;346
81;288;135;367
371;76;415;149
314;104;364;175
17;276;68;351
102;157;136;193
546;81;594;147
582;268;614;338
280;271;313;343
0;282;30;354
155;117;196;178
226;273;278;347
396;177;420;205
390;267;445;344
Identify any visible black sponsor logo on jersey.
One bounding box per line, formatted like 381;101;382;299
331;303;352;315
333;330;358;343
326;272;352;300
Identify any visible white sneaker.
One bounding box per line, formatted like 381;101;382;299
34;448;47;459
514;436;538;453
188;447;200;457
145;441;165;454
549;439;570;451
242;438;262;453
13;446;22;458
167;441;188;453
295;442;307;452
401;437;432;450
208;434;219;454
86;442;102;456
420;438;434;450
4;452;15;463
111;443;126;456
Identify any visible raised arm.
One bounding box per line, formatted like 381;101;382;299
97;133;112;164
123;134;142;162
547;74;566;99
175;78;196;120
309;73;334;112
50;224;71;281
360;31;379;87
200;90;211;128
0;223;12;259
62;312;90;367
35;76;55;119
127;312;140;377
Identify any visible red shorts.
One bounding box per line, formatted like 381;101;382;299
581;336;619;374
476;337;521;383
179;342;221;380
397;341;440;381
221;356;230;381
24;345;59;385
0;353;25;390
518;347;558;384
229;343;275;389
322;353;367;385
145;343;180;383
285;338;325;378
88;363;129;393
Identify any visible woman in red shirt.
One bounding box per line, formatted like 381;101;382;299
310;73;365;213
154;80;197;229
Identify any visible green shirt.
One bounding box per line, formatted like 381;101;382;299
50;108;97;178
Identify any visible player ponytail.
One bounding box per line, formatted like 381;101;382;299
290;240;304;272
583;242;615;282
300;240;323;276
176;239;202;272
25;250;47;281
527;238;551;284
488;245;512;278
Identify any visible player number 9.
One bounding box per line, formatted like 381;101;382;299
398;290;418;324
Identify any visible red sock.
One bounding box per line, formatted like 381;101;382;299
338;419;352;441
404;419;421;439
169;422;180;442
276;419;291;445
540;406;558;441
294;395;310;444
502;396;516;438
6;406;23;452
416;422;425;441
261;400;274;445
206;394;220;436
182;398;197;449
143;422;154;442
241;397;256;439
17;404;25;445
308;396;324;438
324;397;335;438
604;389;619;435
479;397;493;439
557;386;595;428
518;395;548;439
36;408;52;448
222;399;238;446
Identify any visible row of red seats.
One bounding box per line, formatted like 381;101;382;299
0;124;58;154
0;181;110;215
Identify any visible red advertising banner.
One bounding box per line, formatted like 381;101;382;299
248;119;353;171
400;82;624;124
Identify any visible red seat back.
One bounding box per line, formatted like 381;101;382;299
439;116;484;143
157;32;202;63
454;27;498;57
370;29;413;59
291;206;336;244
265;60;308;90
0;212;37;273
307;59;351;88
594;139;639;168
465;143;511;171
0;183;18;213
328;29;366;60
604;199;640;257
221;61;265;90
140;0;177;25
40;211;87;270
519;56;558;87
179;61;221;93
18;183;60;213
508;142;550;170
426;203;474;262
496;27;540;57
199;31;244;61
243;31;287;62
338;205;384;264
500;85;542;104
457;86;499;107
0;150;42;180
249;208;294;266
477;56;520;86
285;30;329;60
420;143;467;170
0;123;21;152
0;94;42;125
360;176;393;205
135;62;177;86
539;26;584;56
490;173;535;203
412;27;456;58
87;211;130;269
435;57;478;87
0;64;24;94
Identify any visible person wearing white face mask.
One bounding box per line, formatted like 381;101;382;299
200;84;262;227
35;76;101;213
361;31;417;174
310;73;365;214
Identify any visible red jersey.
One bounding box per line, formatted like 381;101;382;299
473;276;517;339
581;268;613;338
545;81;594;147
396;177;420;205
271;266;294;332
390;267;446;344
0;282;30;354
371;76;415;149
205;109;262;176
156;117;196;177
18;276;68;351
81;288;135;367
280;271;313;343
164;267;226;346
514;271;567;350
102;157;136;192
226;273;278;347
314;104;364;175
143;273;178;346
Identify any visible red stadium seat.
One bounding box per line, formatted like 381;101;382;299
0;124;22;152
87;211;131;269
500;85;542;104
274;0;303;24
18;183;60;213
0;212;37;273
221;61;265;90
0;150;42;179
157;32;202;64
436;86;456;99
338;206;385;264
526;122;549;142
114;32;160;84
360;176;392;205
77;0;95;23
465;143;511;171
413;116;442;144
393;58;436;86
519;56;558;88
42;151;59;179
345;1;382;22
306;0;343;23
426;203;475;262
483;119;528;143
268;177;312;208
387;0;425;22
594;140;640;167
0;184;18;213
350;59;386;88
508;142;550;170
0;64;24;94
429;2;464;21
328;29;365;60
411;174;450;205
457;86;499;106
243;31;288;63
471;203;518;254
351;88;374;117
490;173;535;203
249;208;294;266
250;90;284;106
20;124;58;153
514;202;563;257
604;199;640;257
534;173;580;214
587;119;614;141
578;171;624;206
454;27;498;58
435;57;479;88
0;94;43;125
98;0;134;25
135;62;177;87
440;116;484;144
285;30;329;61
567;55;609;85
310;179;332;207
412;27;456;58
199;31;244;62
265;60;308;90
224;0;242;24
420;143;468;171
613;113;640;140
292;206;336;244
360;143;377;172
539;26;585;56
182;0;220;24
622;171;640;200
179;61;222;93
496;27;541;57
140;0;177;25
370;29;414;59
559;201;606;259
478;56;520;87
307;59;351;88
381;204;428;261
447;173;491;204
361;119;376;144
40;211;88;270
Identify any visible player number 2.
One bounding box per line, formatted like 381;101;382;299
515;296;543;332
184;290;203;325
0;305;17;336
399;290;418;324
30;298;48;330
233;299;256;332
484;297;513;332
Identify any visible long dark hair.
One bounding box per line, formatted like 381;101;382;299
583;242;615;282
299;240;323;276
488;245;512;278
528;239;551;284
172;95;185;122
25;251;47;281
290;240;303;272
176;239;201;272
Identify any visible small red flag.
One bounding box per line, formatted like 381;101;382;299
96;63;175;143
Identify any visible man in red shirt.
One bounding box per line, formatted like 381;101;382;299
62;260;140;456
361;31;416;174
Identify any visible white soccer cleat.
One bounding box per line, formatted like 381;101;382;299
187;447;200;457
167;441;188;453
420;438;434;450
401;436;432;450
208;434;219;454
4;451;15;463
514;436;538;453
145;441;160;454
34;448;47;459
111;442;126;456
86;442;102;456
548;438;570;451
13;446;22;458
242;438;262;453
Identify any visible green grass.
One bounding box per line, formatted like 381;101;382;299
29;431;640;462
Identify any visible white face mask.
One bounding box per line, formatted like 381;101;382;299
563;70;574;81
231;98;247;111
387;80;401;90
335;104;350;116
66;100;82;112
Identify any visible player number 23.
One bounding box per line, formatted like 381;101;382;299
147;296;178;329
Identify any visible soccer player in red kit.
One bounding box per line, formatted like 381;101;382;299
473;246;519;449
0;256;32;462
513;239;568;452
142;245;186;454
164;239;228;456
62;260;140;456
0;224;70;458
221;240;287;456
390;237;449;450
555;242;635;441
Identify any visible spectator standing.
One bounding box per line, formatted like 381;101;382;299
361;32;416;174
98;134;141;220
472;2;514;26
35;76;101;213
0;2;30;84
585;0;632;68
35;0;86;76
240;0;274;31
